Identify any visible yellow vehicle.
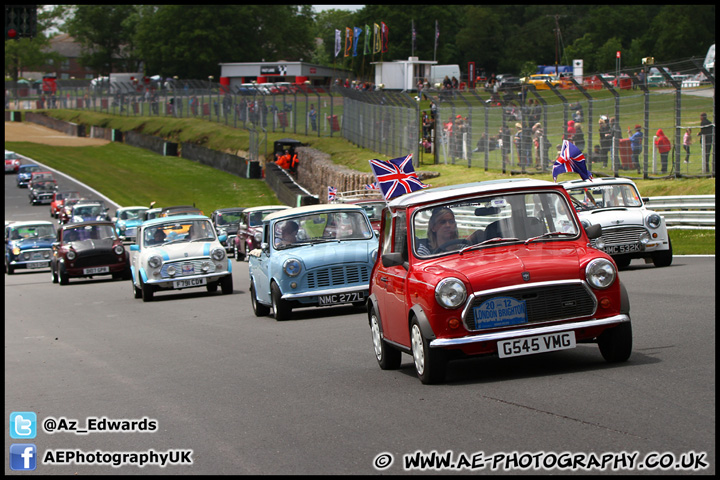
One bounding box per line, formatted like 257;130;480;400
522;74;562;90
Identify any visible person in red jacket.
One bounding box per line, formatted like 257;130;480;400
654;128;671;174
275;150;291;170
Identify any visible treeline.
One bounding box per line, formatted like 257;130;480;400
30;5;717;80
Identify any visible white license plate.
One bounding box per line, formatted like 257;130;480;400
318;292;362;306
497;331;576;358
605;243;641;255
28;262;49;269
174;277;207;289
83;266;109;275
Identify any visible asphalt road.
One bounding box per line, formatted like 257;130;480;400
4;163;715;475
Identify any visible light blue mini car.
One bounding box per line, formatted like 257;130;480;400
113;206;149;243
248;204;378;320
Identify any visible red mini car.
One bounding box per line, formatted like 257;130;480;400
51;221;131;285
368;179;632;384
50;191;80;219
233;205;289;261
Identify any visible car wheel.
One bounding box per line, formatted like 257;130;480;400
5;259;14;275
51;263;58;283
206;282;218;293
598;322;633;363
132;275;142;299
233;244;241;262
250;280;270;317
652;238;673;267
613;255;631;269
220;275;233;294
370;307;401;370
271;282;291;321
141;276;154;302
58;263;69;285
410;319;446;384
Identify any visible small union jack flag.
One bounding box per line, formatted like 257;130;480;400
552;140;593;182
364;182;380;190
327;186;337;202
369;154;429;200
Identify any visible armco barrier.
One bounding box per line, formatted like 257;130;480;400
644;195;715;229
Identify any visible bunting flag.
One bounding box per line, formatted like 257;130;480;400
344;27;352;58
328;186;337;202
373;23;381;54
363;25;371;55
334;29;341;58
381;22;389;53
552;140;593;182
352;26;362;57
369;154;429;200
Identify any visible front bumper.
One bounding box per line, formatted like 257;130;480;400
430;314;630;348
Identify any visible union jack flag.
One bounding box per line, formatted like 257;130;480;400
364;182;380;190
369;154;429;200
327;186;337;202
552;140;593;182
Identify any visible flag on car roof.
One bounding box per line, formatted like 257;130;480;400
552;140;593;182
364;182;380;190
328;186;337;202
369;154;429;200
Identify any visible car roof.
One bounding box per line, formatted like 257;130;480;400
214;207;246;213
63;220;114;228
141;214;210;227
263;203;365;223
117;206;148;210
18;164;39;168
559;177;638;189
242;205;290;213
7;220;54;228
388;178;558;208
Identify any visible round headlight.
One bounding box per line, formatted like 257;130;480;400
639;231;650;244
370;248;378;264
113;245;125;255
66;250;76;260
283;258;302;277
22;252;31;260
254;232;262;244
148;255;162;269
646;214;662;229
211;247;226;261
435;277;467;309
167;265;176;276
585;258;616;289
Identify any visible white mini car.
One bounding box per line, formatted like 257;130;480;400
129;214;233;301
561;177;672;268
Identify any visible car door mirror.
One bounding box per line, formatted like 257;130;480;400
261;242;269;253
381;252;405;268
585;223;602;239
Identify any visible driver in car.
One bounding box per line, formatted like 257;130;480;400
417;207;485;256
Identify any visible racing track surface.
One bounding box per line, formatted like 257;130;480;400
4;151;715;475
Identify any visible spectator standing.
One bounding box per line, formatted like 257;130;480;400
309;104;317;131
608;116;622;167
598;117;611;167
697;112;714;171
683;128;692;163
500;125;511;169
629;125;643;172
573;124;586;152
421;111;431;138
654;128;671;174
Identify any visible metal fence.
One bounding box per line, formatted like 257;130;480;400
4;58;715;177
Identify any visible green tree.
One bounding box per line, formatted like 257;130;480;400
63;5;142;75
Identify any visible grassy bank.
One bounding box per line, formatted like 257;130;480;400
5;110;714;254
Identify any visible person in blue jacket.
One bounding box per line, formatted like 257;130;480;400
629;124;643;172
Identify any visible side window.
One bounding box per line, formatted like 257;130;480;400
393;214;408;261
381;209;393;256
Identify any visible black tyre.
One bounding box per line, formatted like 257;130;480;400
51;264;58;284
6;259;14;275
613;255;631;269
235;243;245;262
271;282;291;321
652;238;673;267
220;275;233;294
141;277;154;302
58;263;69;285
206;282;218;293
250;280;270;317
132;276;142;299
598;322;633;363
410;318;446;384
370;307;401;370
